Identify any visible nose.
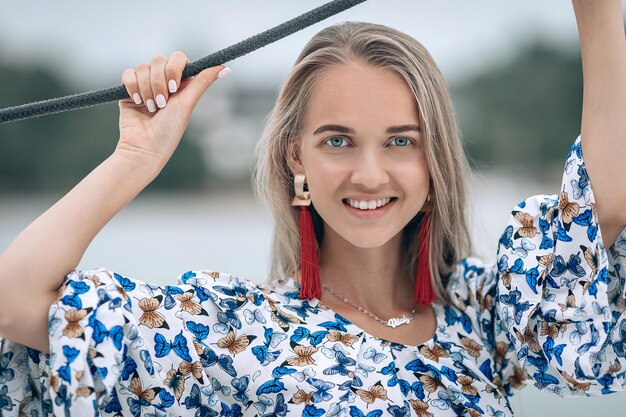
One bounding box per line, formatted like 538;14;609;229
350;148;390;189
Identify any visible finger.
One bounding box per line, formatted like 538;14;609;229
165;51;189;94
121;69;142;105
178;65;229;110
136;63;156;113
150;55;169;110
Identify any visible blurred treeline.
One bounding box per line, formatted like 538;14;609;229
0;38;583;194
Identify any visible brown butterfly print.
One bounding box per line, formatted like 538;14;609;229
508;366;528;390
457;375;478;396
138;295;169;329
581;244;599;279
408;399;433;417
558;290;577;313
128;371;162;404
495;341;509;366
419;344;449;363
63;308;93;339
353;381;388;405
513;326;541;353
178;360;205;384
216;329;257;356
291;388;314;405
163;367;186;401
559;370;590;393
419;374;443;393
460;336;483;358
283;343;318;367
559;192;580;229
174;290;208;316
512;211;538;239
327;330;359;347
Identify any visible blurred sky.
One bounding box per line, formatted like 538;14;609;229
0;0;614;92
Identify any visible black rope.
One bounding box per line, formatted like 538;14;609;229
0;0;367;125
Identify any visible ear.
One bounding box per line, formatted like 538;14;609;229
286;138;304;175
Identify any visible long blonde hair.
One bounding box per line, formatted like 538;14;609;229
252;21;472;304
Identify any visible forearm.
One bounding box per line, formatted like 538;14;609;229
0;153;157;348
572;0;626;240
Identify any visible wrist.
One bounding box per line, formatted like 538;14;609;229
110;147;164;182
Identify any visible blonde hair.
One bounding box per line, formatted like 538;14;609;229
252;21;472;304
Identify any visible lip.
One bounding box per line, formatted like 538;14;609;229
342;197;397;219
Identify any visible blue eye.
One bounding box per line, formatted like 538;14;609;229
325;136;348;148
391;137;412;146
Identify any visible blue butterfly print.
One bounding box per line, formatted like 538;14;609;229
261;392;288;417
533;371;560;390
303;404;325;417
323;351;356;376
89;316;123;350
154;331;192;362
509;258;526;274
612;319;626;358
555;222;573;242
587;267;610;298
319;314;351;332
348;406;383;417
114;272;136;292
244;308;267;325
573;209;598;242
525;267;540;294
182;383;218;417
200;346;237;378
526;354;548;372
221;402;244;417
214;310;242;334
387;401;411;417
498;290;531;325
139;349;158;376
571;164;591;203
499;225;514;249
290;326;329;348
576;323;600;355
0;352;15;385
487;405;507;417
443;307;472;333
307;377;336;403
232;375;250;405
550;254;585;278
542;337;566;366
598;373;616;395
430;390;456;410
256;379;286;396
363;347;388;364
569;140;582;160
252;327;284;366
102;388;123;414
202;377;232;407
186;321;210;342
97;287;123;311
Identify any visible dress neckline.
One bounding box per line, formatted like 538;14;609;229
268;276;443;350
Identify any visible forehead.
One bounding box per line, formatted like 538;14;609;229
303;61;420;131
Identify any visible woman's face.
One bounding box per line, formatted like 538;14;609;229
295;61;430;249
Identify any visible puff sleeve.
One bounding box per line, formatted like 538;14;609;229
495;134;626;396
0;268;240;416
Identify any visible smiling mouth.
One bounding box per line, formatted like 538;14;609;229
342;197;397;210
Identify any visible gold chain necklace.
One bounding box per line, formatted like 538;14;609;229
321;283;418;328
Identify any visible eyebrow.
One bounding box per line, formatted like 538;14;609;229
312;124;420;135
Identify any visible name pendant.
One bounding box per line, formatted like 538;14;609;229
386;315;410;328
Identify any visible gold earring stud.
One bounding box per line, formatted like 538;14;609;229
291;174;311;206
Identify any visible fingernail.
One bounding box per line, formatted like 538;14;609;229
168;80;177;93
133;93;142;105
156;94;167;108
146;98;156;113
217;67;231;79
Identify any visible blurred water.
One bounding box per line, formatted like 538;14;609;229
1;171;626;416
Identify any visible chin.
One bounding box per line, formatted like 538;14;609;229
341;231;398;249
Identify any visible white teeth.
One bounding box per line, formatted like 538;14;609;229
347;197;392;210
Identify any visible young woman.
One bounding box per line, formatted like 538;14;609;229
1;2;625;416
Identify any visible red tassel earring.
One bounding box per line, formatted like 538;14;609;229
414;211;436;305
291;174;320;300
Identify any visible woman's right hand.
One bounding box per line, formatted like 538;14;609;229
116;51;230;175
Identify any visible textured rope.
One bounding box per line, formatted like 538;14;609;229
0;0;367;125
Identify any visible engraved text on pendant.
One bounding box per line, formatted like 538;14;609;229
386;316;410;328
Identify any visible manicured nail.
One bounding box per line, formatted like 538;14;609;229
132;93;142;105
156;94;167;108
217;67;231;79
168;80;177;93
146;98;156;113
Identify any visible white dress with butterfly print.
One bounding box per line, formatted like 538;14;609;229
1;134;625;417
